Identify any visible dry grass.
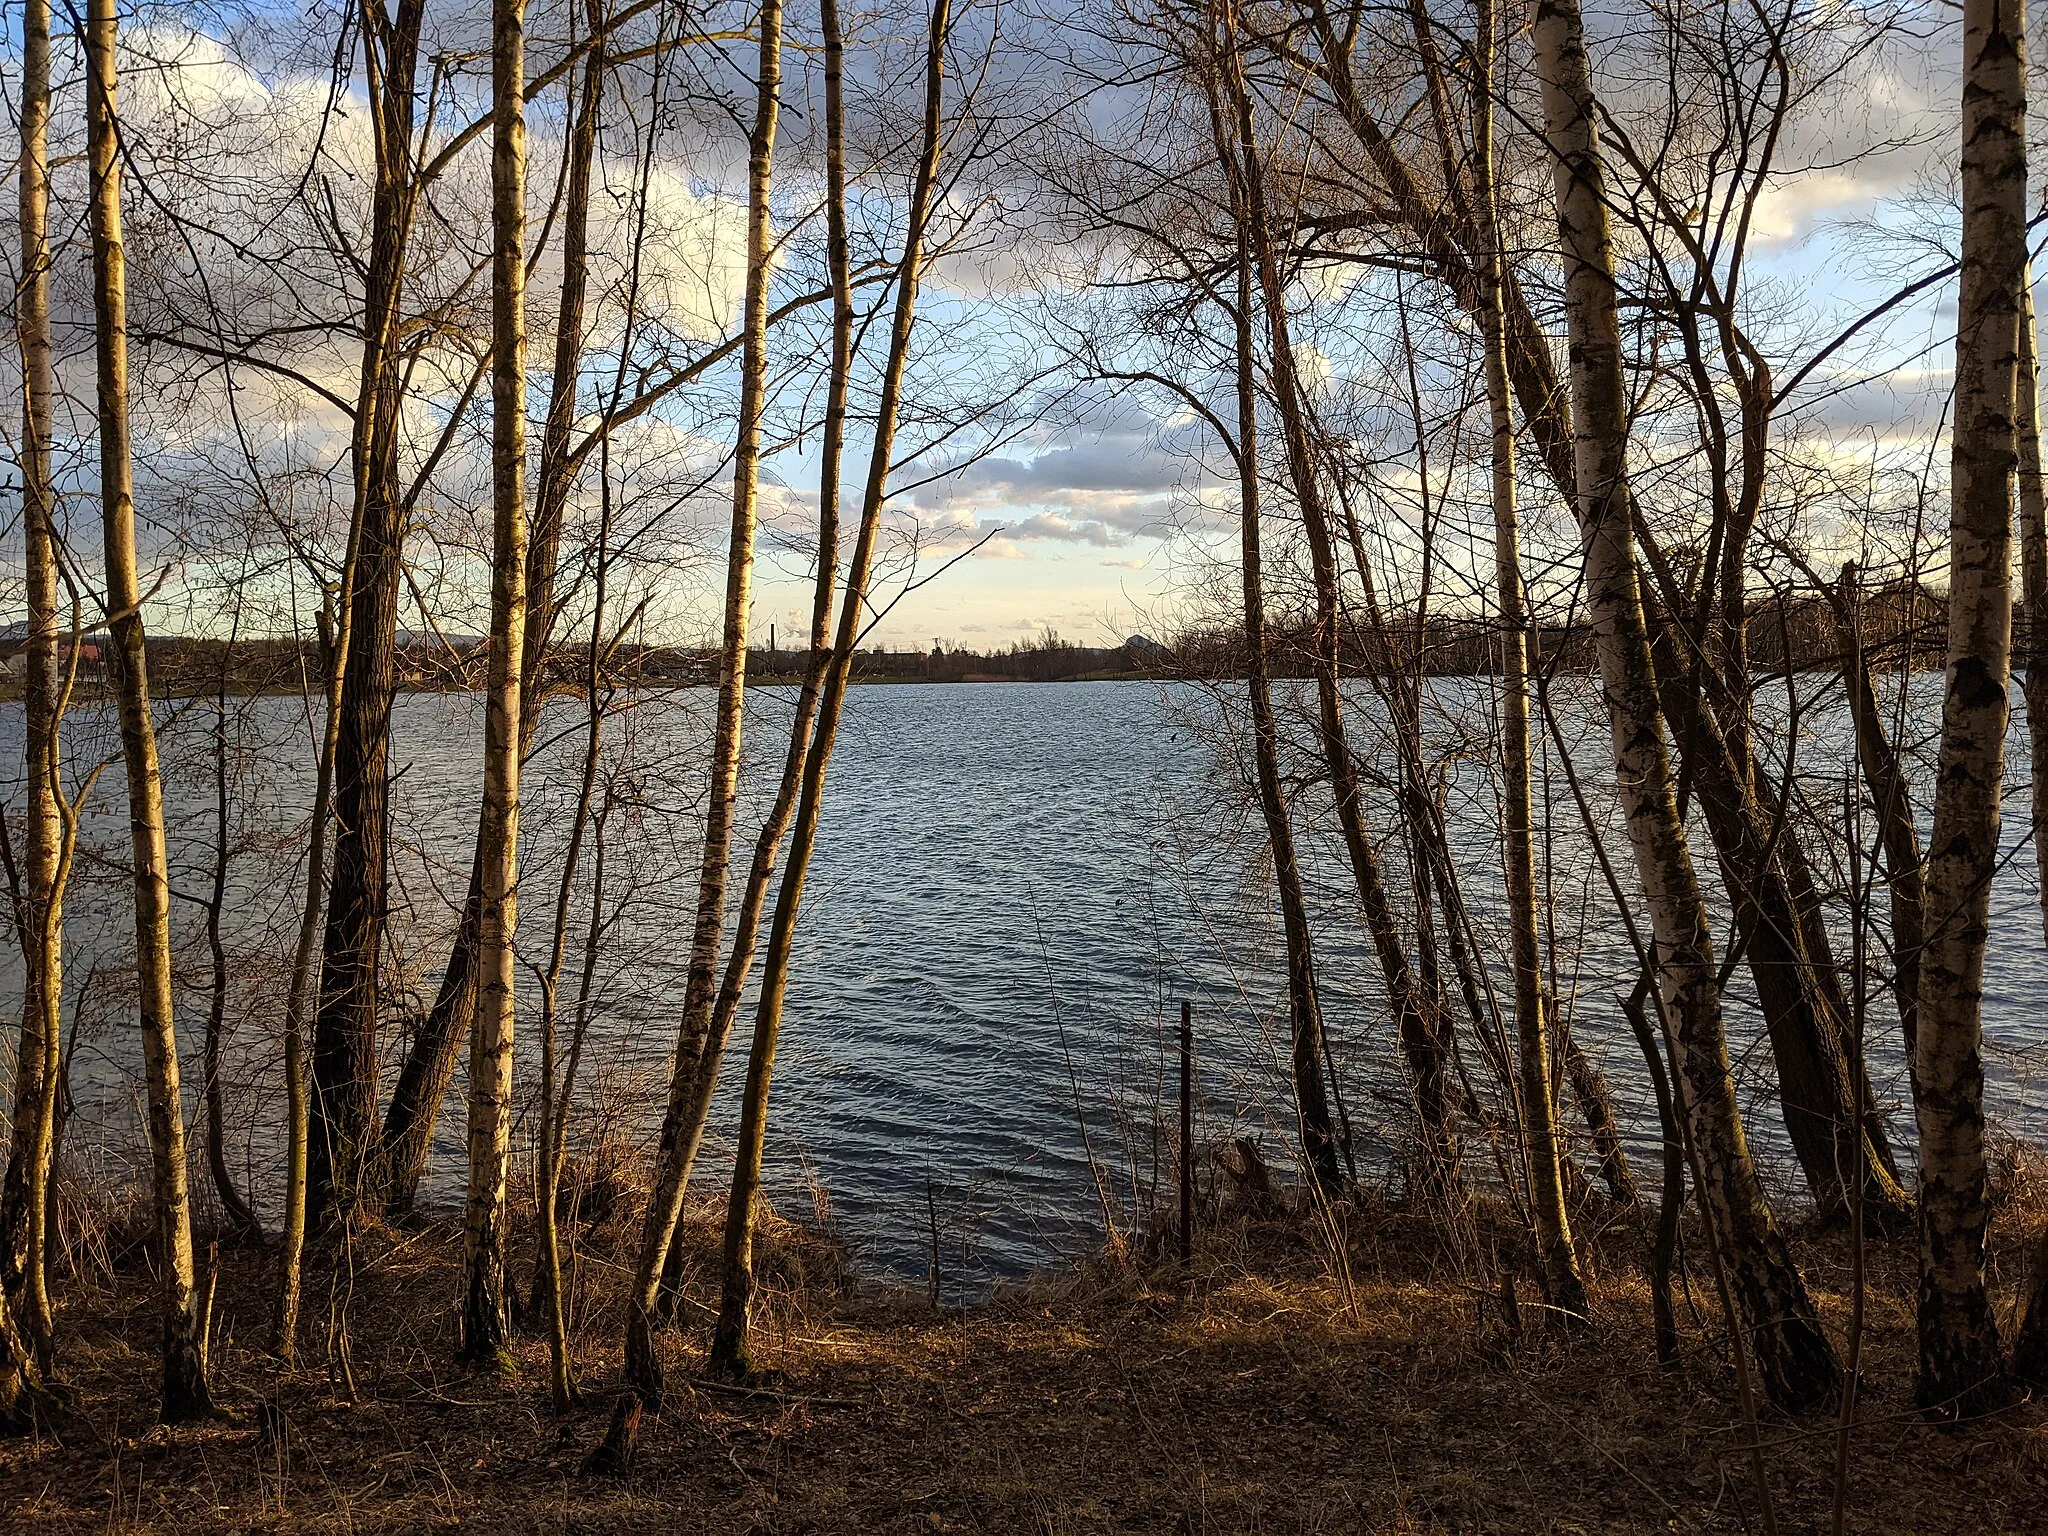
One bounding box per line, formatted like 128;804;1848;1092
3;1185;2046;1534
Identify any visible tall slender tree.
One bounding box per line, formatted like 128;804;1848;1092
621;0;784;1391
87;0;213;1419
624;0;841;1404
1528;0;1837;1412
458;0;532;1367
1472;0;1584;1317
309;0;428;1223
1199;2;1337;1211
1915;0;2026;1418
1209;0;1342;1196
0;0;64;1363
707;0;948;1382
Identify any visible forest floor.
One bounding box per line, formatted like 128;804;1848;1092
3;1183;2046;1533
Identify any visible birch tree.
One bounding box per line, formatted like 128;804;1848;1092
88;0;213;1418
1202;3;1339;1211
625;0;840;1404
707;0;949;1382
1529;0;1837;1412
310;0;428;1222
1473;0;1583;1316
1913;0;2025;1418
0;0;64;1361
458;0;532;1368
622;0;785;1393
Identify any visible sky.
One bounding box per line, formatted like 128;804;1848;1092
0;0;1990;651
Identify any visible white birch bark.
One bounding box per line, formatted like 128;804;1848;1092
458;0;530;1367
1915;0;2026;1417
1531;0;1836;1412
87;0;212;1418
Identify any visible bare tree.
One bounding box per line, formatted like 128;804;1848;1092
87;0;213;1418
1528;0;1836;1412
457;0;534;1369
0;0;64;1364
707;0;950;1382
1913;0;2025;1419
1471;0;1583;1317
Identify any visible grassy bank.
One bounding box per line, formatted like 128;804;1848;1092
2;1189;2044;1533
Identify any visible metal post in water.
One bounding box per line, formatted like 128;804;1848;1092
1179;999;1193;1266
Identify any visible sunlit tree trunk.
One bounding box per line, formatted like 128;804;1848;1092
527;1;606;1413
1474;0;1583;1317
1;0;63;1364
706;0;944;1382
87;0;213;1418
378;1;610;1218
1530;0;1837;1413
457;0;530;1368
625;0;837;1405
1915;0;2025;1418
311;0;427;1223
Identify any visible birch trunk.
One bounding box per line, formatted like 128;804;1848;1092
378;1;607;1214
649;0;786;1291
624;0;840;1404
1914;0;2025;1417
1531;0;1837;1412
311;0;427;1222
1475;0;1583;1316
1208;1;1343;1195
1826;565;1925;1085
707;0;945;1381
1;0;63;1362
87;0;213;1418
528;6;607;1410
2018;274;2048;949
2014;282;2048;1391
457;0;529;1367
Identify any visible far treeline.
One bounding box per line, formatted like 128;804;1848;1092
10;578;1963;694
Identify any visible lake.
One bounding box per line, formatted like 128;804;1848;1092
5;674;2047;1295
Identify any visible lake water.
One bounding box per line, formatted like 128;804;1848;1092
5;675;2047;1295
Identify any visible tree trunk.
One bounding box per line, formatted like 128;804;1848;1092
457;0;530;1369
378;2;609;1216
624;0;840;1404
2018;274;2048;950
2011;278;2048;1393
203;652;260;1244
706;0;941;1382
1824;564;1925;1090
1475;0;1584;1317
311;0;428;1224
88;0;213;1419
1915;0;2025;1419
274;597;349;1363
1;0;63;1366
1530;0;1837;1413
1200;18;1332;1211
528;3;607;1413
